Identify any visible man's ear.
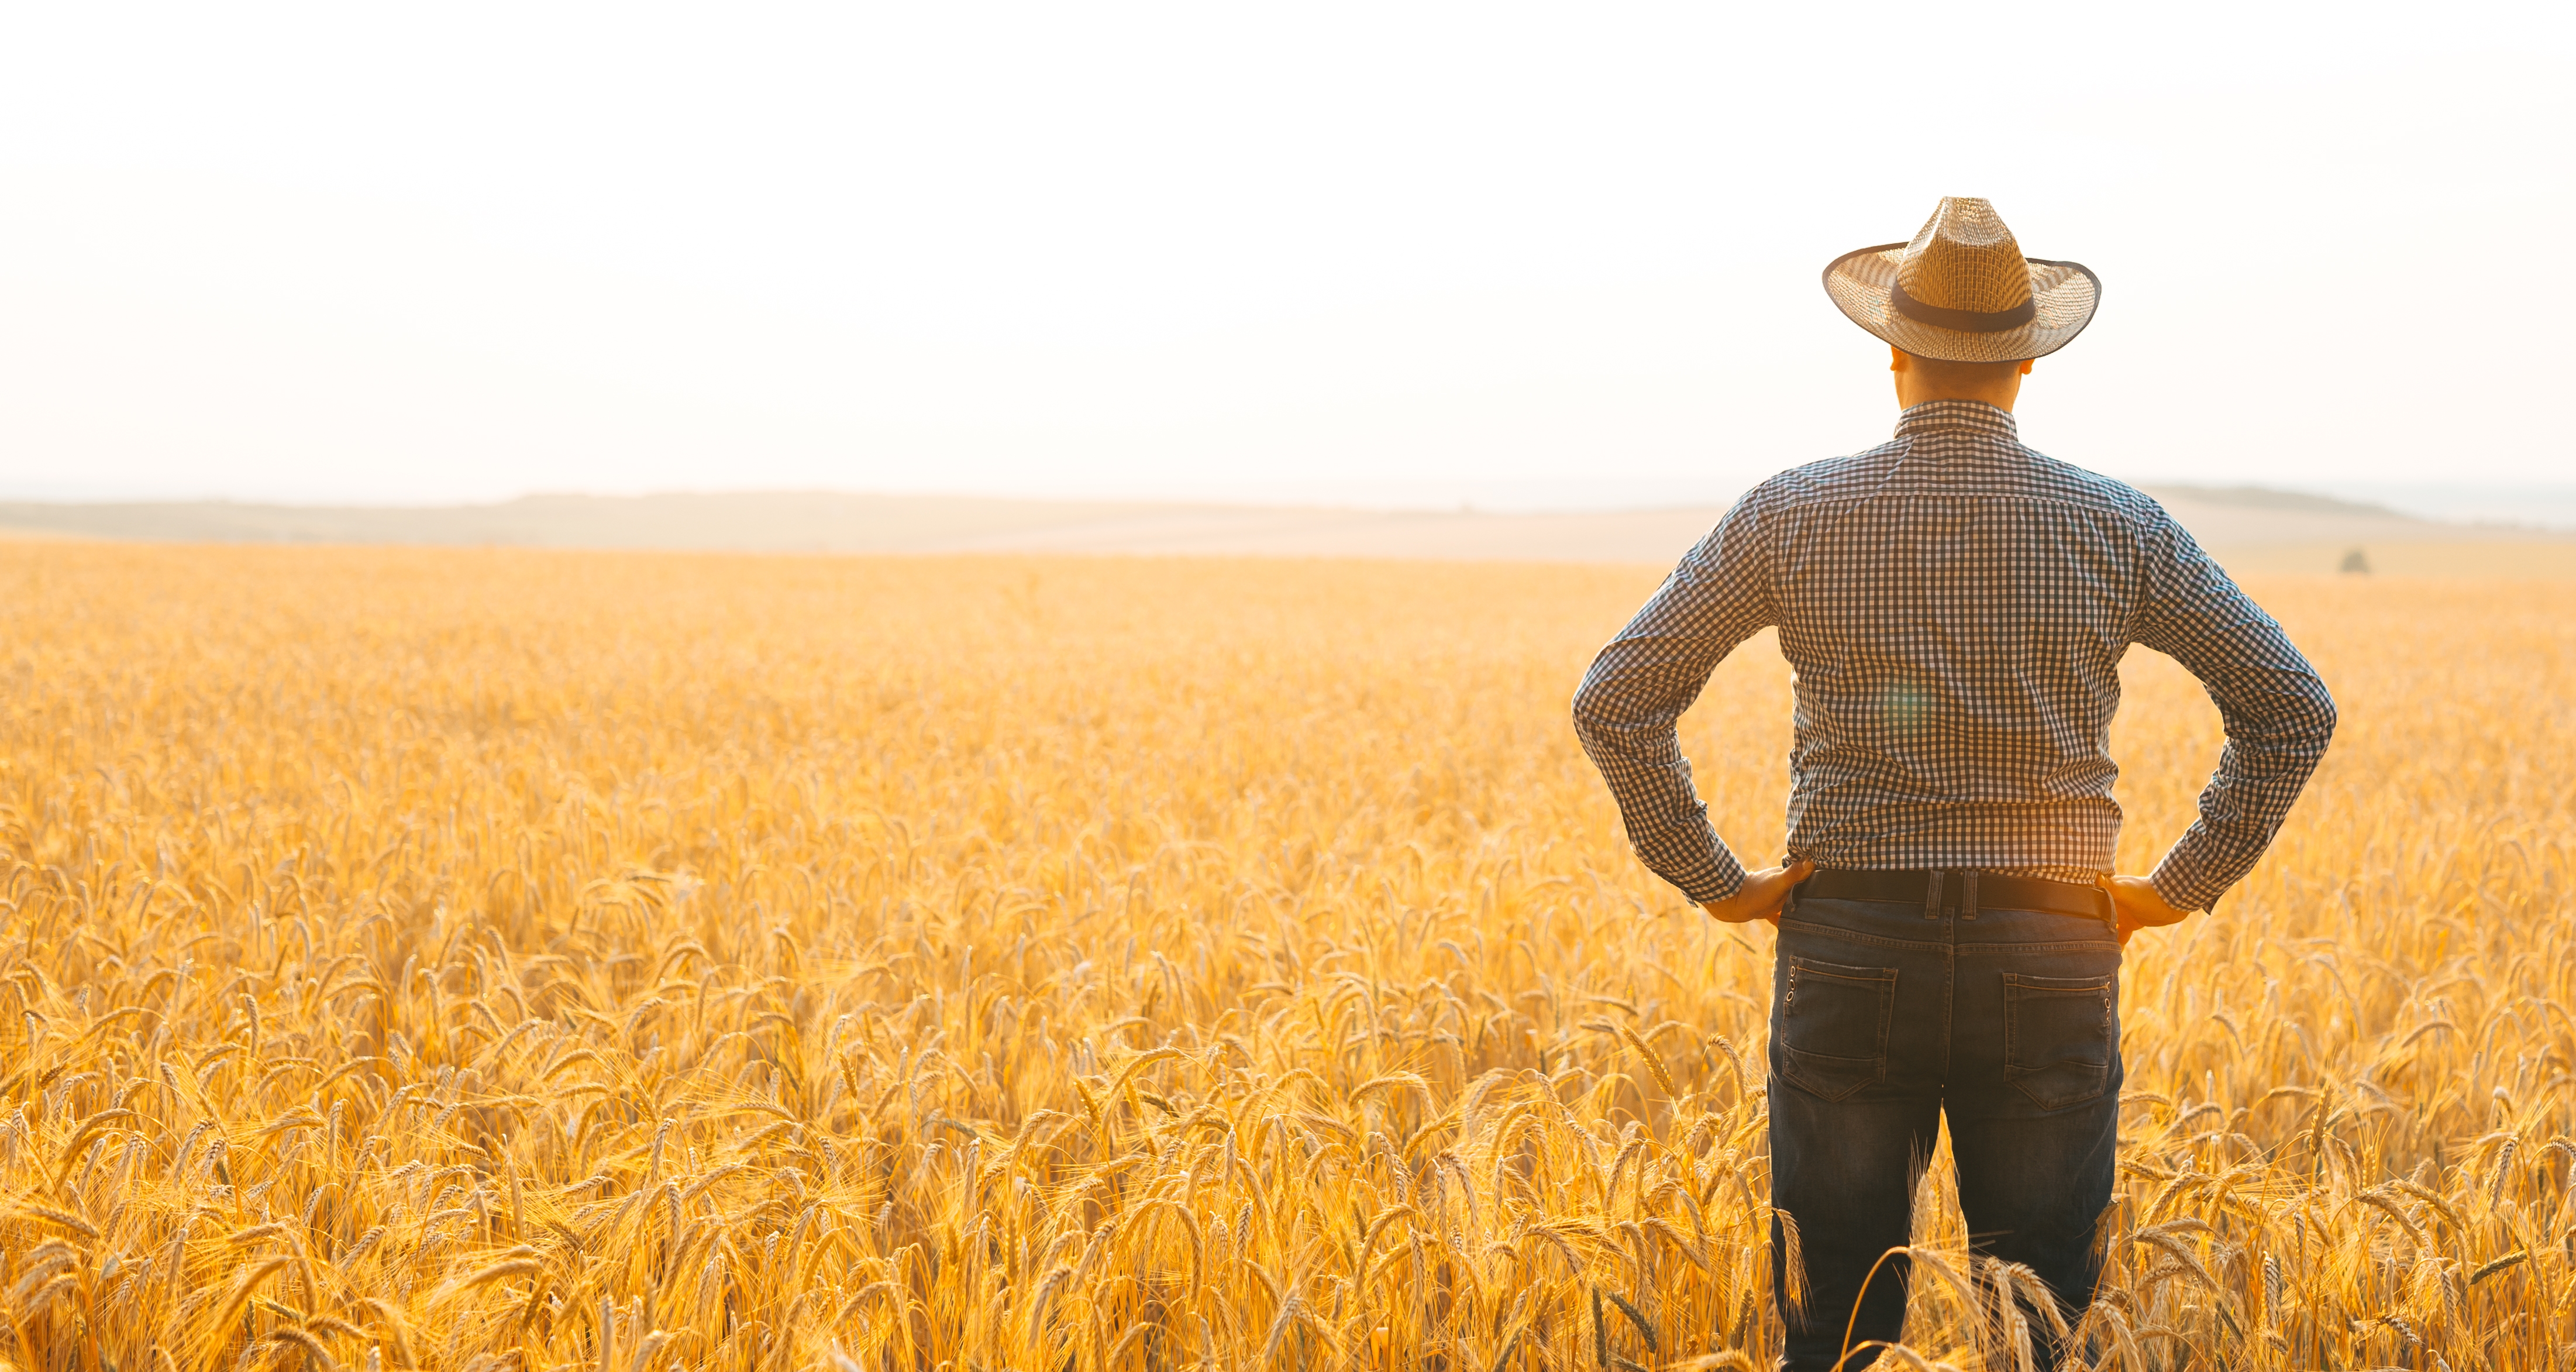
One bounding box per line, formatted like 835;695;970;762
1890;346;1910;373
2018;358;2035;376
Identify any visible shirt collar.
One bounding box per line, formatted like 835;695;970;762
1894;398;2020;445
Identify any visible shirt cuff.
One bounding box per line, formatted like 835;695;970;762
2146;850;2229;914
1656;839;1748;905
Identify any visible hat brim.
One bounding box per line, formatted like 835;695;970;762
1823;242;2100;363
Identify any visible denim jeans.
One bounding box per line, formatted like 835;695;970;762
1767;889;2122;1370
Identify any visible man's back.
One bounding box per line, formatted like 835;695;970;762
1573;397;2334;913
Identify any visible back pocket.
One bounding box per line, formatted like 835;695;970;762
1776;955;1896;1101
2003;971;2116;1109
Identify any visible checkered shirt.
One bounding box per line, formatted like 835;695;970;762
1572;399;2336;912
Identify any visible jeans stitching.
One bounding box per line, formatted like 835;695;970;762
1873;964;1894;1072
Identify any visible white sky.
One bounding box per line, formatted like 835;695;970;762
2;2;2568;508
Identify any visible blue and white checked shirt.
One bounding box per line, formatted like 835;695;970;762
1573;400;2335;912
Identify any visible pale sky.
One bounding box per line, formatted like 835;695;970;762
2;3;2568;508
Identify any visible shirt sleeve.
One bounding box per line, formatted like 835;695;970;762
1571;490;1779;902
2129;516;2337;912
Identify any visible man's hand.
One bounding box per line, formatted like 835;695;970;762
1701;860;1817;928
2099;874;2197;945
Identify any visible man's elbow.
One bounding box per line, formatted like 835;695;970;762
2299;680;2339;754
1570;673;1614;741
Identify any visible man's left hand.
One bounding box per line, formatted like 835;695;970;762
2100;874;2196;945
1701;860;1817;927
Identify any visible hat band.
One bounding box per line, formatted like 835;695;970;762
1889;281;2036;333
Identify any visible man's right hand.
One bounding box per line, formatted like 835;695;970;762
2099;874;2196;945
1702;860;1816;928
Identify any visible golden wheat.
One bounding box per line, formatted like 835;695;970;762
0;542;2568;1371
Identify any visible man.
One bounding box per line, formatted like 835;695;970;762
1571;197;2334;1368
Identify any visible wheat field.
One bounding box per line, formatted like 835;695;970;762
0;541;2568;1371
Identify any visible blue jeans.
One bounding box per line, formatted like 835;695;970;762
1767;890;2122;1370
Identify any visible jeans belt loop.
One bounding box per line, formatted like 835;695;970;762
1961;868;1979;921
1922;869;1943;920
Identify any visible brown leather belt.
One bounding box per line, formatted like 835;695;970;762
1793;868;2113;923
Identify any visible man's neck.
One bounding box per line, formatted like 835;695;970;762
1895;387;2017;412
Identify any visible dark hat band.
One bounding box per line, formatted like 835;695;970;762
1889;281;2036;333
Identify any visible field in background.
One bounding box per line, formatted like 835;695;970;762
1;544;2570;1370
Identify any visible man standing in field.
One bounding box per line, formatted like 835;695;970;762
1571;198;2336;1369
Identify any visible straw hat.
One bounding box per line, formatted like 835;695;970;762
1821;197;2099;363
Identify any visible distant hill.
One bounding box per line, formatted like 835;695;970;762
0;491;1193;552
2140;484;2405;518
4;485;2569;574
0;491;1745;563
